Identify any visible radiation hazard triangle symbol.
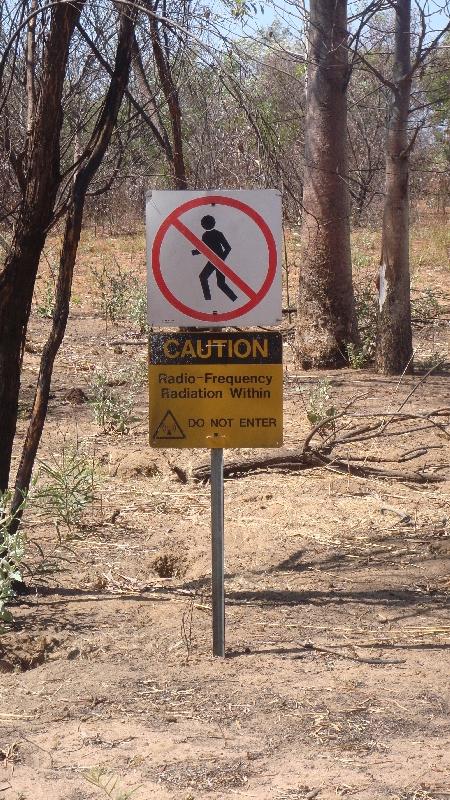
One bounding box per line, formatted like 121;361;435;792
153;410;186;441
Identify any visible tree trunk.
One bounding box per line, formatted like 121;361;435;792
376;0;413;374
295;0;358;368
0;2;85;494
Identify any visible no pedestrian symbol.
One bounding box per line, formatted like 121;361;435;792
146;190;282;326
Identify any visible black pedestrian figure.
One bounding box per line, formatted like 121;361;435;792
192;215;237;302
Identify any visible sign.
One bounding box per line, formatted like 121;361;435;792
146;190;282;327
149;332;283;448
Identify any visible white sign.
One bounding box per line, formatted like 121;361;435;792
146;190;282;327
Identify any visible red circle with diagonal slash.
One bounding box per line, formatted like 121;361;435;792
152;195;277;322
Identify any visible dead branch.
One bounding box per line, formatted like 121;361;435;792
188;447;445;484
185;408;449;485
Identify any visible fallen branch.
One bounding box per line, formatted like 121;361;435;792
188;447;445;484
182;407;449;484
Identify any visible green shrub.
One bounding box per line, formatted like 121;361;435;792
0;492;26;624
36;282;55;319
36;444;97;532
128;287;148;334
89;371;135;434
91;260;133;325
91;260;147;332
302;378;336;430
347;284;378;368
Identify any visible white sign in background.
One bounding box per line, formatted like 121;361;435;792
146;190;282;327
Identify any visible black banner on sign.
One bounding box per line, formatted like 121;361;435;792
150;331;282;366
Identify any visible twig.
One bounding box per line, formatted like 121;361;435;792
302;642;406;665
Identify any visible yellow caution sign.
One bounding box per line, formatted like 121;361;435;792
149;332;283;448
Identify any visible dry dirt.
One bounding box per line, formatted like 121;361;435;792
1;219;450;800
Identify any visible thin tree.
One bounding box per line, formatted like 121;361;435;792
376;0;414;373
354;2;449;373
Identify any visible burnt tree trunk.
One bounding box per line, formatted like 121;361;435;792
376;0;413;374
295;0;358;368
0;1;85;494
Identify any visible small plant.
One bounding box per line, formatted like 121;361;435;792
89;371;135;434
152;552;183;578
346;342;367;369
128;287;148;334
301;378;336;430
347;283;378;368
36;282;55;319
411;289;442;322
0;492;27;624
352;251;372;269
17;401;33;420
35;444;97;532
122;355;148;388
90;259;148;332
91;260;131;325
91;260;144;329
85;767;141;800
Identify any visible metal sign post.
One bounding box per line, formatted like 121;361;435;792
210;447;225;657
